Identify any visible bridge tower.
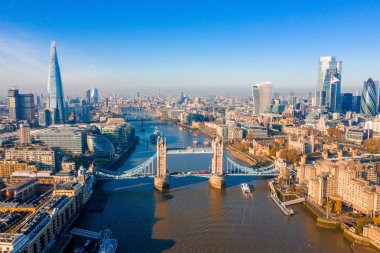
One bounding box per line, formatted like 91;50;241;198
154;136;170;192
209;137;226;189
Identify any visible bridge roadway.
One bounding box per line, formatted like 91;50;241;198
167;147;213;154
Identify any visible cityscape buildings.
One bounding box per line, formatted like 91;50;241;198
46;41;66;124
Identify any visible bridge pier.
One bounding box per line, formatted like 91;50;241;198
209;137;226;189
155;136;170;192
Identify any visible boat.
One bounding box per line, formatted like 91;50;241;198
150;126;161;144
241;183;250;194
98;228;118;253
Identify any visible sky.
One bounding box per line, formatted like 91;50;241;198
0;0;379;97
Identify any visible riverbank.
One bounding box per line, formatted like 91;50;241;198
304;200;379;252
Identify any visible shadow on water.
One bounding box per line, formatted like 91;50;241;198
225;175;274;188
169;176;209;190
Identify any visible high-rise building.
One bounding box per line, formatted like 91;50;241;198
19;124;31;145
252;82;273;116
91;88;99;103
329;75;342;112
86;89;91;104
316;56;342;111
47;41;66;124
342;93;353;112
352;96;361;113
7;88;35;122
360;78;379;116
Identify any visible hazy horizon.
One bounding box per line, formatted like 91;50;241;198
1;1;379;96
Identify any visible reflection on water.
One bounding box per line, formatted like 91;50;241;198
71;121;352;253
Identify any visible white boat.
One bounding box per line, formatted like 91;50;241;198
240;183;250;194
98;228;118;253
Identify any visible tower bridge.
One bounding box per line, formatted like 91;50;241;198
95;137;282;191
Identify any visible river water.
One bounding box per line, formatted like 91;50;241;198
73;121;352;253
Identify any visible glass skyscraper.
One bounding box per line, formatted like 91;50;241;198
47;41;66;124
360;78;379;116
316;56;342;112
252;82;273;116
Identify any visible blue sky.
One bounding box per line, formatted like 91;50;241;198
0;0;379;96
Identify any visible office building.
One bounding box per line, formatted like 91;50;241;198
342;93;353;112
0;160;37;178
360;78;379;116
7;88;35;122
38;109;52;127
87;134;115;157
34;126;86;155
19;124;31;145
100;118;135;149
86;89;91;104
316;56;342;110
46;41;66;124
91;88;99;103
329;75;342;112
252;82;273;116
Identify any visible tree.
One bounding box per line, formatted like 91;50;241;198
334;200;342;215
269;147;279;157
364;138;380;153
373;216;380;225
355;218;367;235
279;148;299;164
327;126;342;138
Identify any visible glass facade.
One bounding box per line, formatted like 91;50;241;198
87;134;115;157
360;78;379;116
47;41;66;124
252;82;273;116
317;56;342;111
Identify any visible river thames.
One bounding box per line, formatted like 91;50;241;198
72;121;352;253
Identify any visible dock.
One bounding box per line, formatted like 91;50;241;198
268;180;295;216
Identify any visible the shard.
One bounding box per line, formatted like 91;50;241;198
47;41;66;124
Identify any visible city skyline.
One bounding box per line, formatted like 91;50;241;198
1;1;380;95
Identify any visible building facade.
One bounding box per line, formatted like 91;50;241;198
46;41;66;124
252;82;273;116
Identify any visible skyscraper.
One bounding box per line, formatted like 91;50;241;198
86;89;91;104
360;78;379;116
7;88;35;122
342;93;353;112
252;82;273;116
47;41;66;124
91;88;99;103
316;56;342;111
329;75;342;112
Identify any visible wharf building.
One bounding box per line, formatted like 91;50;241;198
7;88;35;123
0;167;93;253
299;156;380;217
100;118;135;150
0;160;37;179
5;145;56;171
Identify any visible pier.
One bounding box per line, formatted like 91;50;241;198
268;180;295;216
